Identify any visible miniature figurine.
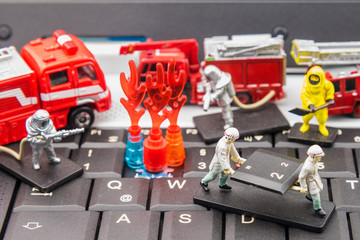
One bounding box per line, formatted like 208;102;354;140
298;144;326;217
203;65;236;130
26;109;84;170
200;127;246;192
298;66;335;136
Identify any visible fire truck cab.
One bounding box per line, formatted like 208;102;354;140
325;66;360;117
0;30;111;145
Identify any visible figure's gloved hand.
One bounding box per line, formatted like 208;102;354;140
308;104;315;112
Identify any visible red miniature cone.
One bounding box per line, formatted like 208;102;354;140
143;63;172;172
143;128;167;172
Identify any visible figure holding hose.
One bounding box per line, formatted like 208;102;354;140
202;65;276;130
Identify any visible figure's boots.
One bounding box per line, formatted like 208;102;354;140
299;122;310;133
33;162;40;171
49;157;61;164
318;124;329;136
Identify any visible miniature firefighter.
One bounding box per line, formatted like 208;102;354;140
203;65;236;130
300;66;335;136
200;127;246;192
298;144;326;217
26;110;62;170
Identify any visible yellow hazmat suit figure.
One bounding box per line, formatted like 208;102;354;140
300;66;335;136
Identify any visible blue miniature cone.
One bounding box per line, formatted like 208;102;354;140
124;131;144;169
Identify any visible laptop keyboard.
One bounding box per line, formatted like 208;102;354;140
1;127;359;240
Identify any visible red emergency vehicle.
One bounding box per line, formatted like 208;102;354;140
119;34;286;104
0;30;111;145
201;34;286;104
120;38;202;104
324;66;360;117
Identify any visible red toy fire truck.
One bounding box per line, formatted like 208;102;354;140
291;39;360;117
120;38;202;104
119;34;286;104
0;30;111;145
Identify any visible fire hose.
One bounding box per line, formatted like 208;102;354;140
233;90;275;109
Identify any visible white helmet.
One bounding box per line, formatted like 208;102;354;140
224;127;239;140
307;144;324;157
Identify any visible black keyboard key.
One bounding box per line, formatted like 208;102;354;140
241;147;296;159
330;178;360;212
82;128;125;148
298;148;356;178
288;211;349;239
13;178;91;212
0;144;83;192
235;134;272;148
162;210;222;240
274;130;308;148
333;128;360;148
225;214;285;240
89;178;149;211
150;178;206;211
287;123;338;147
4;211;99;240
98;211;160;240
53;135;82;149
0;171;16;233
72;148;124;178
350;212;360;240
354;149;360;175
231;149;303;194
183;147;215;177
182;128;209;147
194;103;290;144
194;180;335;232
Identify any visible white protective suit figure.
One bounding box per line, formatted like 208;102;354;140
203;65;236;130
200;127;246;192
298;144;327;217
26;109;61;170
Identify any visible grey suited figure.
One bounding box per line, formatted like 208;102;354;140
26;110;62;170
202;65;236;130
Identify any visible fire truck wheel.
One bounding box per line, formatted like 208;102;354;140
68;106;94;129
235;92;252;104
352;103;360;118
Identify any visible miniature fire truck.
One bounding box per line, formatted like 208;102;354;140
291;39;360;117
201;34;286;104
120;38;202;104
0;30;111;145
119;34;286;104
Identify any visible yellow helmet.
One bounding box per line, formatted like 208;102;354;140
305;66;326;89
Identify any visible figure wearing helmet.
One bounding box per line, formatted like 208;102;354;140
300;66;335;136
200;127;246;192
203;65;236;129
298;144;326;217
26;109;62;170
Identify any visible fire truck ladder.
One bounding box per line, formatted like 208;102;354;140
291;39;360;65
216;34;284;58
